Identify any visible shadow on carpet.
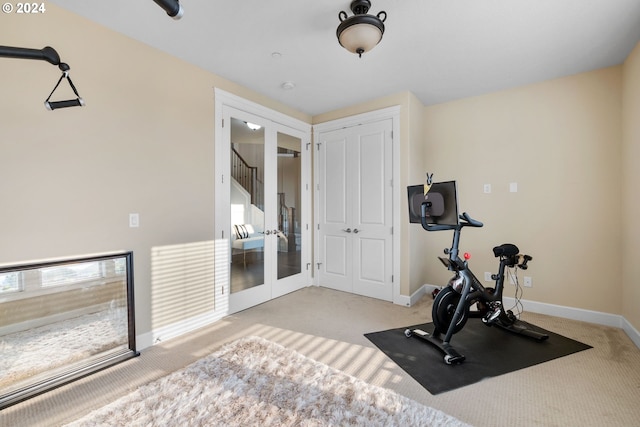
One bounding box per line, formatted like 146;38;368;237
365;320;591;395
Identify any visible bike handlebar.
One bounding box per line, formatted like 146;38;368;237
460;212;483;227
518;254;533;270
420;203;483;232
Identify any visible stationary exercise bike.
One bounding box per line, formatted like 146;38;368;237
405;179;548;364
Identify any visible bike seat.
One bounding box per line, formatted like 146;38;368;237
493;243;519;257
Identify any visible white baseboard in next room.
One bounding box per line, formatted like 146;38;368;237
412;283;640;350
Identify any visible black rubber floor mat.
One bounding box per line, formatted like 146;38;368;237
365;320;592;395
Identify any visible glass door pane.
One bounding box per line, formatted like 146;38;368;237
276;132;302;280
229;117;266;294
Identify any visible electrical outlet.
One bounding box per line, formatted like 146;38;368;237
484;272;492;282
524;276;532;287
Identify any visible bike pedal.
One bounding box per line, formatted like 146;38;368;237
482;308;502;325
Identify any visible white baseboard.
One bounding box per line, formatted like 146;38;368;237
399;284;442;306
396;283;448;307
622;317;640;349
136;310;226;351
139;285;640;351
136;331;154;351
504;297;640;349
414;284;640;349
395;285;426;307
501;296;623;327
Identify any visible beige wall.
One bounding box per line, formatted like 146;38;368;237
0;5;310;338
622;42;640;330
421;67;623;316
406;93;431;296
2;4;638;339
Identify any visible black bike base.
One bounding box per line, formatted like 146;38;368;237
366;320;592;394
404;327;466;364
493;319;549;341
405;317;549;365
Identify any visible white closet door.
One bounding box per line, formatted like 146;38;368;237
317;119;393;301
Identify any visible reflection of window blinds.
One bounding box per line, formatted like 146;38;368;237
0;253;137;410
41;261;103;287
0;272;20;293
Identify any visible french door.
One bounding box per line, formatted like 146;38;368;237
215;91;311;314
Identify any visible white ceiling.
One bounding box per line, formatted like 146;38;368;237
50;0;640;116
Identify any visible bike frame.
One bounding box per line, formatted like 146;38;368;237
439;248;516;343
420;204;486;343
406;197;547;364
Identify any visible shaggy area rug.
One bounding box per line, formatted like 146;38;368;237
66;336;471;427
0;307;127;390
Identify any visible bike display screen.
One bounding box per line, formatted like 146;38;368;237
407;180;459;226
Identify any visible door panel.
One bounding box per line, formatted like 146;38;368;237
357;131;386;225
352;121;393;301
317;119;393;301
275;131;302;281
358;238;385;282
354;236;391;300
324;235;349;276
317;130;352;293
227;112;270;313
271;126;309;298
324;137;348;224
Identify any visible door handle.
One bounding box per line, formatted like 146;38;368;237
342;228;352;233
353;228;360;234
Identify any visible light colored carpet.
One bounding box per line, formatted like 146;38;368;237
64;336;470;427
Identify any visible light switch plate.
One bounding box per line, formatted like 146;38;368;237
129;213;139;228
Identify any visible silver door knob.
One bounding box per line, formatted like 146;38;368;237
342;228;352;233
353;228;360;234
265;230;271;235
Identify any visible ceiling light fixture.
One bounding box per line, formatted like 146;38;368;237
336;0;387;58
245;122;262;131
